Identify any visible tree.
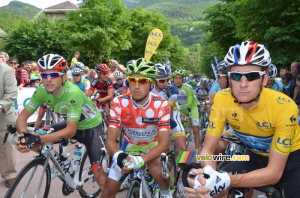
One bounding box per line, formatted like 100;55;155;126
4;15;66;63
61;0;132;66
199;0;300;68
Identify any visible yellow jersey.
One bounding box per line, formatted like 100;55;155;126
207;87;300;156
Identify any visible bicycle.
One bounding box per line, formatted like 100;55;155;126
3;124;104;198
179;108;193;148
126;153;175;198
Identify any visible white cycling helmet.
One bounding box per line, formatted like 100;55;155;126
224;41;271;67
114;71;123;79
37;54;68;72
74;62;85;70
269;64;277;79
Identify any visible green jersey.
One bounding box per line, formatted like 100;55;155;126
26;81;101;130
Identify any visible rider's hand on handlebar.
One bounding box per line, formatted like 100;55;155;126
19;132;41;149
123;155;144;171
185;165;230;197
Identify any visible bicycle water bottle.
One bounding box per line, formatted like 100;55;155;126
72;150;82;172
60;155;72;173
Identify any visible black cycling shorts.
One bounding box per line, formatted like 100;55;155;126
46;122;105;170
223;149;300;198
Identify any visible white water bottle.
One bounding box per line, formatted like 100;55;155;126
72;150;82;172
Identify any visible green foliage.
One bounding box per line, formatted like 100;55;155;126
200;0;300;69
61;0;132;67
4;15;66;63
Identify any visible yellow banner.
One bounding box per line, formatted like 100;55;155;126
144;28;163;61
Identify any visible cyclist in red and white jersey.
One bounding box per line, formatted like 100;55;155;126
87;63;113;115
100;58;172;198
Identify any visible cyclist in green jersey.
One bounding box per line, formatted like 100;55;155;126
173;70;201;152
15;54;106;189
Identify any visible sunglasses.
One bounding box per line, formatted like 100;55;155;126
157;79;169;83
127;76;152;85
41;72;64;79
72;74;81;77
228;71;266;82
100;72;109;75
217;74;227;78
9;61;18;65
117;78;123;81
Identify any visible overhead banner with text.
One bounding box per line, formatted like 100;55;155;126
144;28;163;61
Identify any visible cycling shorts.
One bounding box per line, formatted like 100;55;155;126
45;122;105;170
170;109;185;140
223;149;300;198
107;139;158;183
181;108;199;127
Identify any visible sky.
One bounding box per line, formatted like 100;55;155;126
0;0;82;9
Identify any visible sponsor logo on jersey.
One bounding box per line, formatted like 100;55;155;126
82;104;96;119
231;125;240;130
277;96;291;104
290;115;296;123
68;114;78;118
256;121;274;132
65;88;72;92
70;99;76;104
231;112;239;121
275;137;292;153
208;121;216;130
27;102;36;109
142;118;159;123
60;105;68;109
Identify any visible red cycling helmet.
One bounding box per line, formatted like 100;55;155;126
95;63;110;73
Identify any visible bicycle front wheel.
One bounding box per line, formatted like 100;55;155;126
78;150;101;198
126;180;140;198
5;157;51;198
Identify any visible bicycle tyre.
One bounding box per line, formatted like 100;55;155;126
126;180;140;198
166;151;177;197
78;150;101;198
181;163;201;188
5;157;51;198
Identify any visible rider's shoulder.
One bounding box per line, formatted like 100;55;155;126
263;87;296;107
91;78;99;86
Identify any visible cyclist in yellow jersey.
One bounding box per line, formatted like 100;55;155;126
185;41;300;198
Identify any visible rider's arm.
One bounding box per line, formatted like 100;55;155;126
39;121;78;143
105;127;120;156
179;84;193;109
199;134;220;169
16;108;34;133
84;79;90;95
87;87;95;97
98;86;114;103
107;97;122;156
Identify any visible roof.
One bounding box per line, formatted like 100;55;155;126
45;1;79;10
0;28;6;38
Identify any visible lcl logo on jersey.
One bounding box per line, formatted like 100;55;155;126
208;121;216;130
277;97;292;104
256;121;274;132
275;137;292;153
